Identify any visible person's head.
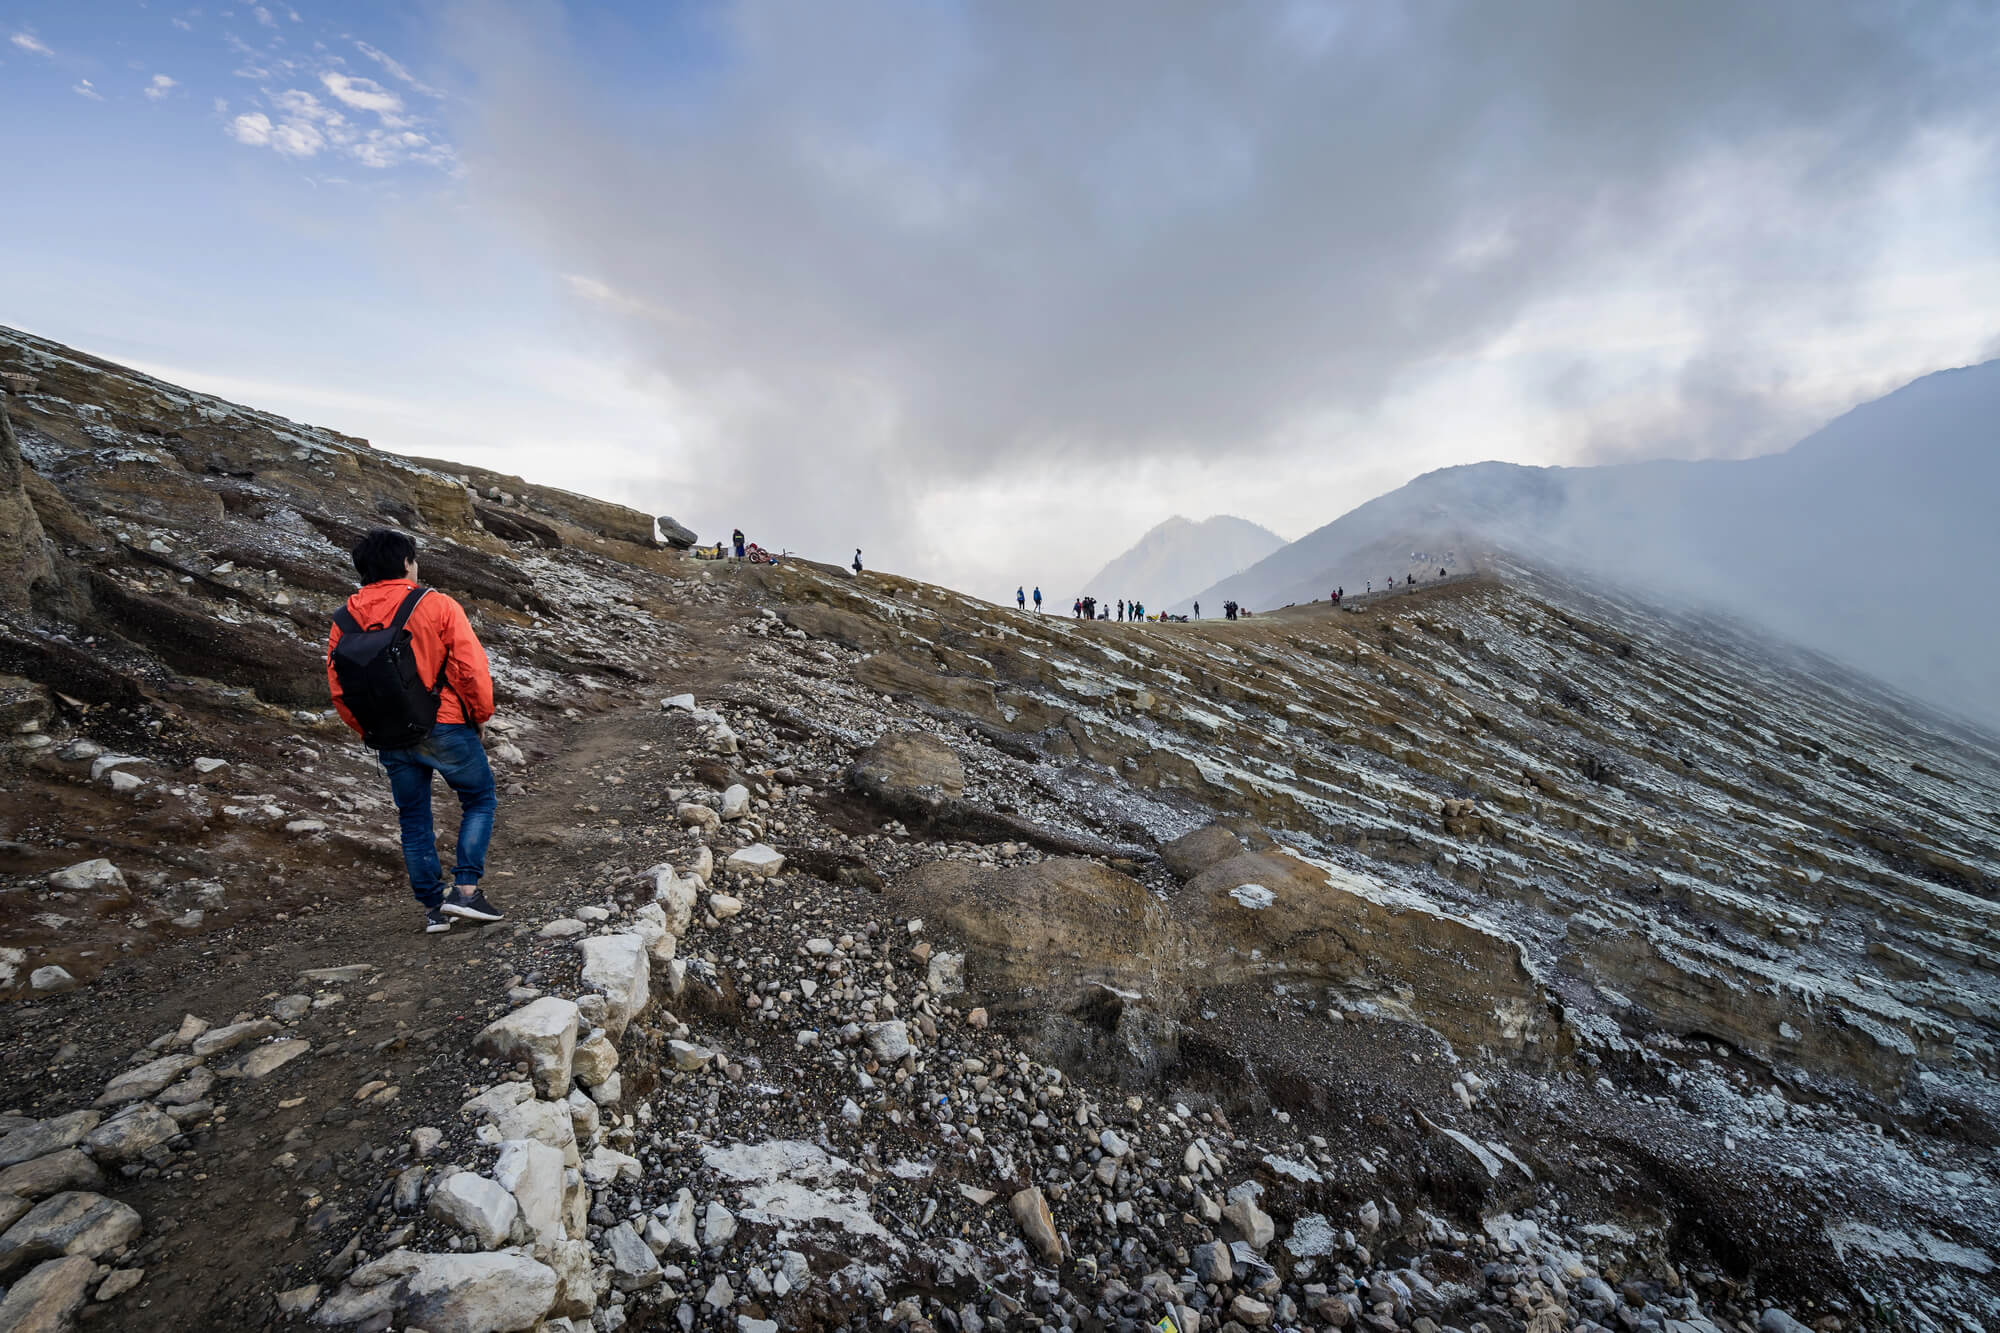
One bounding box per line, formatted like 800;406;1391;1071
352;527;418;584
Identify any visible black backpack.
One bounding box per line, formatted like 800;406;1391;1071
330;587;452;751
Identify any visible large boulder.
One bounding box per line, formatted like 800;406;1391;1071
574;935;650;1041
0;1254;95;1332
848;731;966;801
1178;847;1552;1055
0;1192;141;1275
0;1151;102;1201
0;1116;101;1171
94;1056;198;1107
887;858;1184;1017
472;997;580;1099
313;1248;558;1333
656;515;697;549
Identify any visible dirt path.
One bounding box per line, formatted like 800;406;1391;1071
0;573;764;1328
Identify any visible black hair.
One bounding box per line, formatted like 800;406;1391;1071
352;528;418;584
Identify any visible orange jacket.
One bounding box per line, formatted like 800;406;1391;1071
326;579;495;737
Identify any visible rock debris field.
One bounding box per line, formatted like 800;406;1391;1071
0;326;1997;1332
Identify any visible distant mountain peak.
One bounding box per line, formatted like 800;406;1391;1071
1083;514;1286;607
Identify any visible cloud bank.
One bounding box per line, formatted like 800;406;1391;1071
448;0;2000;597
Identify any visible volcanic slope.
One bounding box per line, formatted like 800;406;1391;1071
0;331;1996;1332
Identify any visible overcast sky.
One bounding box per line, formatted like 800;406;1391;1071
4;1;1998;602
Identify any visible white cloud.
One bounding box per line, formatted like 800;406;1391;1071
321;71;404;119
144;74;179;101
72;79;103;101
353;39;442;97
10;31;53;56
254;6;276;28
172;17;194;32
227;111;274;146
224;80;453;170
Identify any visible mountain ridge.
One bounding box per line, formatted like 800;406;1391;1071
1188;356;2000;726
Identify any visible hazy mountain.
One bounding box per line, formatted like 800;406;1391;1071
1190;358;2000;728
1081;514;1285;609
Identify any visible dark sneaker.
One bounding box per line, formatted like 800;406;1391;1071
442;887;503;922
424;907;454;933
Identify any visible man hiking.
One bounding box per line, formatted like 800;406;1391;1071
1032;586;1042;612
1017;586;1026;610
327;528;504;933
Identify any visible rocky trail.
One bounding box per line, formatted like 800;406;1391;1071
1;329;1998;1333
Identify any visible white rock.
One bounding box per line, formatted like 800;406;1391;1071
720;784;750;820
661;694;696;711
927;951;965;995
315;1248;557;1333
604;1221;661;1291
88;755;144;782
703;1200;738;1246
30;966;77;992
653;1188;699;1253
108;771;144;794
460;1083;580;1167
668;1040;713;1072
193;757;229;773
726;844;785;878
427;1171;519;1249
564;1089;600;1144
537;918;586;939
581;1145;641;1185
493;1139;566;1244
652;864;700;935
863;1021;913;1063
574;934;650;1041
46;859;125;892
708;893;744;920
472;997;580;1099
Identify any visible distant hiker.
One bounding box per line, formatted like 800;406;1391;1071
1193;601;1200;619
1439;568;1447;578
327;528;503;934
732;528;745;559
1073;598;1081;619
1033;587;1042;611
1017;586;1026;609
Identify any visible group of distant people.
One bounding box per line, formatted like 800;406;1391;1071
1016;586;1044;611
1063;595;1186;623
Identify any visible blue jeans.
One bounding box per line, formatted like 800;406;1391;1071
378;724;496;910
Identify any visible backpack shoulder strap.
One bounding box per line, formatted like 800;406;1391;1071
333;606;363;636
387;586;432;632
